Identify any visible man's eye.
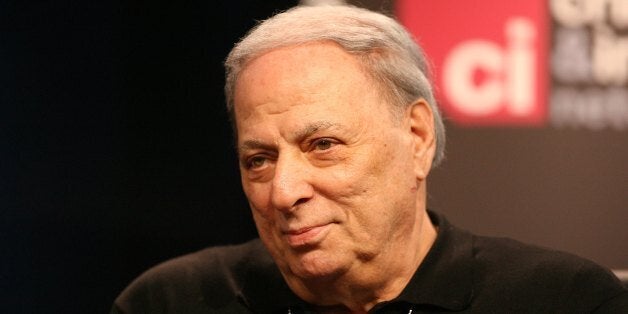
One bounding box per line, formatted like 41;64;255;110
246;156;267;169
312;138;335;151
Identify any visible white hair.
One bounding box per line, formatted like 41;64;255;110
224;5;446;167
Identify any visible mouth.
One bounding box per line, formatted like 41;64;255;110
282;223;333;248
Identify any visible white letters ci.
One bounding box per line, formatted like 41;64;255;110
443;18;536;117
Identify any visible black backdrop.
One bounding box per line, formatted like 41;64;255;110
11;1;297;312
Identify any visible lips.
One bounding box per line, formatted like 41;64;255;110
282;223;332;247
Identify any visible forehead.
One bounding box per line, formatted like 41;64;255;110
232;42;385;132
238;43;369;99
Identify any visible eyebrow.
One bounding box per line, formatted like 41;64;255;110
238;139;275;154
291;121;338;143
238;121;341;153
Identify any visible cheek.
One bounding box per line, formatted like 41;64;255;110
251;209;272;232
250;203;280;248
317;160;369;201
337;136;415;206
242;176;264;197
242;182;274;218
312;160;385;219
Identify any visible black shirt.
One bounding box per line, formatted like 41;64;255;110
111;211;628;313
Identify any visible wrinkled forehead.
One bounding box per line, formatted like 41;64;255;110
231;43;395;140
235;44;373;110
235;43;396;118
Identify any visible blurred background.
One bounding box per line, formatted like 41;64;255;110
8;0;627;312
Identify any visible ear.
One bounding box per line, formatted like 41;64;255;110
407;99;436;181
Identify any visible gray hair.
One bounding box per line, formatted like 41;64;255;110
224;5;446;167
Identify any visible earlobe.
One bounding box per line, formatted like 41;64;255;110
407;99;436;180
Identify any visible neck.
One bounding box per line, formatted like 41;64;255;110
288;209;437;313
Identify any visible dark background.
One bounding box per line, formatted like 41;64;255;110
8;1;627;313
11;1;297;312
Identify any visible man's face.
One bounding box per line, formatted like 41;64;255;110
233;42;428;281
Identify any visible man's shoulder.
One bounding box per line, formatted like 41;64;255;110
130;237;271;286
112;238;273;313
470;234;628;311
472;234;614;279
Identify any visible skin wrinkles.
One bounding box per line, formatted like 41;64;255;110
240;123;368;170
233;42;437;313
239;121;345;159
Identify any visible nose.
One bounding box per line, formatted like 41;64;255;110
270;153;314;212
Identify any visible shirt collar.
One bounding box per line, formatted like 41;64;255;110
240;210;474;312
392;210;473;311
239;250;306;313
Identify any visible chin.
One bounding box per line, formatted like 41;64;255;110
288;250;347;280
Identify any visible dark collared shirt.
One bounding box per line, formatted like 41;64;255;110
112;211;628;313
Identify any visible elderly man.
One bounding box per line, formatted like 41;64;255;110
112;5;627;313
